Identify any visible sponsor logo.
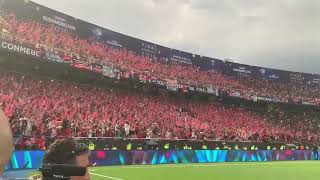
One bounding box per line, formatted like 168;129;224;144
233;66;251;74
260;68;266;75
302;101;315;105
171;55;192;65
207;87;215;94
229;91;241;97
269;74;279;79
92;28;103;38
102;66;115;78
54;16;66;22
142;42;158;54
289;73;304;80
312;78;320;84
196;87;207;93
46;52;62;62
256;96;273;102
43;16;76;31
106;40;123;48
211;59;215;67
157;80;165;86
189;86;195;91
141;42;159;59
1;41;40;57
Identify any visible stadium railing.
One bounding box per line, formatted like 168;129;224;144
12;135;313;151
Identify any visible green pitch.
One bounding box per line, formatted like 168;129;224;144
89;161;320;180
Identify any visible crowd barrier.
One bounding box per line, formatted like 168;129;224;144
13;136;312;151
5;150;319;171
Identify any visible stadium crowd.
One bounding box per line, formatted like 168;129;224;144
4;11;320;105
238;76;320;104
1;12;320;150
0;72;319;150
4;12;243;90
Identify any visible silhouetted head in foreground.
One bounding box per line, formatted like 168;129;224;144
43;139;91;180
0;110;13;175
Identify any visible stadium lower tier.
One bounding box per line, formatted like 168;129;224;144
1;71;320;143
5;150;320;171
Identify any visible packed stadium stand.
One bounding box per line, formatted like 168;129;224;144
2;11;320;106
1;71;319;150
0;1;320;152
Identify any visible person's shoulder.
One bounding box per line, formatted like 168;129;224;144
0;176;21;180
30;175;42;180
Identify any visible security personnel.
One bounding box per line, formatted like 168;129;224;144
313;144;318;160
164;143;170;150
202;144;208;150
126;143;132;151
88;142;95;151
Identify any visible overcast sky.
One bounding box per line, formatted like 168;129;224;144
32;0;320;74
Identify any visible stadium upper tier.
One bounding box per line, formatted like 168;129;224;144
1;72;319;145
0;1;319;106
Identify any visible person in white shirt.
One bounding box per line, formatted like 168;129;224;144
114;121;121;138
88;129;92;138
124;122;130;138
166;131;172;139
191;130;197;139
0;110;13;176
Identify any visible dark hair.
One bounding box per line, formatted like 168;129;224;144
43;139;89;165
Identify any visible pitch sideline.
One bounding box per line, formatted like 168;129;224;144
90;172;124;180
91;161;320;170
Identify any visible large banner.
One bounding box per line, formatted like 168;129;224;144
225;62;252;77
91;150;316;166
5;151;45;170
252;66;281;82
4;150;318;170
103;65;115;78
0;38;42;58
312;74;320;84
